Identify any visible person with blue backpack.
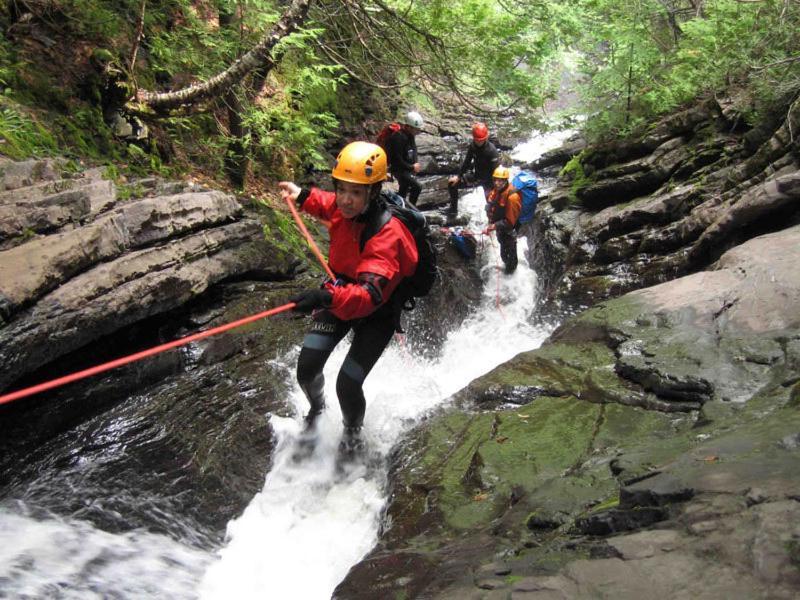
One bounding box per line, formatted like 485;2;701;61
511;169;539;228
485;166;522;274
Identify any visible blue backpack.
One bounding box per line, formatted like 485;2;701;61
449;227;477;259
511;171;539;224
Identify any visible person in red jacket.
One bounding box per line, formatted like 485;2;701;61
485;165;521;274
278;141;418;461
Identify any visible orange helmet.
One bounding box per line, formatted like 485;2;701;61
472;122;489;142
332;141;387;184
492;166;510;180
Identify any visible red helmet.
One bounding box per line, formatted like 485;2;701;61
472;122;489;142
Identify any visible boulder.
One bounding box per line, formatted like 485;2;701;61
0;162;299;392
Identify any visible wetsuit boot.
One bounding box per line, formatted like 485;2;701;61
336;422;366;470
293;374;326;461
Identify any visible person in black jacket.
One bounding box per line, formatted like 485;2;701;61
446;122;500;217
385;111;424;207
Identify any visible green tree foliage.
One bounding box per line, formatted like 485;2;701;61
570;0;800;139
135;1;341;179
2;0;798;176
309;0;567;113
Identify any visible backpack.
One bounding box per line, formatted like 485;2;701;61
449;227;477;259
360;191;438;310
511;170;539;224
375;122;402;151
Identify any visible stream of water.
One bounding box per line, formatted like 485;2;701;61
0;132;561;599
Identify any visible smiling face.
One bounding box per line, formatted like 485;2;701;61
493;177;507;191
335;180;371;218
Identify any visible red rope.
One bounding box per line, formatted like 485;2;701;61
495;251;506;317
0;302;297;406
284;197;337;281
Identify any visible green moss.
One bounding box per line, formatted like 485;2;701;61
60;159;83;176
588;494;619;513
103;164;121;181
559;151;591;204
418;398;604;530
471;341;618;399
117;182;146;201
256;200;324;273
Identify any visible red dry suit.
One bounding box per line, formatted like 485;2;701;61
299;187;418;320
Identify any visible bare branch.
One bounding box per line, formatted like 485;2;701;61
130;0;312;113
751;54;800;70
129;0;146;76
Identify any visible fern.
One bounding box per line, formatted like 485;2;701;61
0;104;58;159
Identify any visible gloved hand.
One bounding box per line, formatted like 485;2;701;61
289;289;333;314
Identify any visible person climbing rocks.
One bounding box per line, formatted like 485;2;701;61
485;165;521;274
278;141;419;463
446;122;500;217
385;111;424;207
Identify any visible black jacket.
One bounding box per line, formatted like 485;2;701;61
458;141;500;183
386;128;418;173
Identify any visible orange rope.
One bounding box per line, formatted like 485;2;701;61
284;196;336;281
0;302;297;405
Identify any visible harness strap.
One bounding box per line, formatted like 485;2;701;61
359;203;392;251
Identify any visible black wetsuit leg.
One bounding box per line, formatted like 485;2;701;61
335;305;396;428
497;229;518;274
395;170;422;207
447;179;459;214
296;310;351;415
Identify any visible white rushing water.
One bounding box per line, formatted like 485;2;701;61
0;132;564;599
511;128;576;164
0;506;213;598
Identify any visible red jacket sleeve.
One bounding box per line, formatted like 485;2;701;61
300;187;337;221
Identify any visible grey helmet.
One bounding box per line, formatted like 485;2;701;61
403;110;424;129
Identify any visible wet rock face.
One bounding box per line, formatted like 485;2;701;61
531;98;800;317
0;279;306;543
403;226;484;352
0;160;300;392
0;160;308;540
